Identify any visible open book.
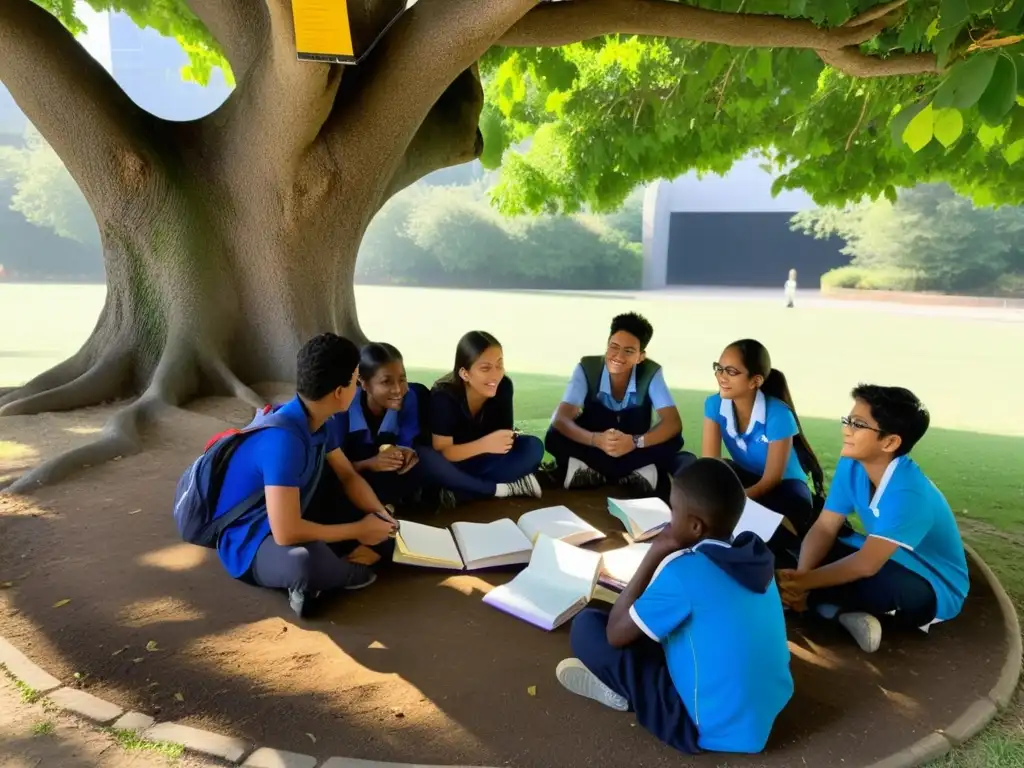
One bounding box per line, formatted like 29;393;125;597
393;506;605;571
607;496;785;544
599;498;786;591
483;535;602;630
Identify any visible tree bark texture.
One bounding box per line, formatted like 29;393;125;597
0;0;935;493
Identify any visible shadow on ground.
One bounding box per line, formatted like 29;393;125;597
0;381;1016;768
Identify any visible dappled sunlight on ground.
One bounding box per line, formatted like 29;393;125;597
118;596;206;628
137;543;211;573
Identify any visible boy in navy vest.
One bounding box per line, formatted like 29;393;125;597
212;333;397;619
778;385;969;653
557;459;793;754
546;312;687;494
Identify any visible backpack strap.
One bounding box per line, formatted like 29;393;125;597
633;359;661;403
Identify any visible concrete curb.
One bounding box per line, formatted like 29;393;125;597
863;546;1022;768
1;546;1020;767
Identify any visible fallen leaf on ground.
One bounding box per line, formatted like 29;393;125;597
111;646;129;656
132;658;144;664
145;640;159;652
527;685;537;696
1;582;14;589
305;733;316;744
51;599;71;608
128;509;141;515
173;692;184;702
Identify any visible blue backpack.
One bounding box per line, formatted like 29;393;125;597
172;405;325;548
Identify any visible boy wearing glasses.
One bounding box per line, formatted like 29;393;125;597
546;312;688;494
776;385;968;653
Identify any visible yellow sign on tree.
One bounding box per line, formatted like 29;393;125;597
291;0;404;64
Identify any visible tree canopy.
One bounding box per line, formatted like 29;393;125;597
34;0;1024;215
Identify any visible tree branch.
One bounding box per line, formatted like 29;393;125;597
183;0;268;79
384;66;485;200
499;0;938;77
324;0;535;197
0;0;163;207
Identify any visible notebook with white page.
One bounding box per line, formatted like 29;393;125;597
597;498;786;591
607;497;671;541
394;519;532;570
516;505;605;546
482;535;602;631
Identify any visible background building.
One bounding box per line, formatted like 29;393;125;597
642;156;848;290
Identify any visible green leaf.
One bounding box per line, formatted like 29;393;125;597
890;100;930;146
972;187;996;207
903;102;935;152
933;108;965;146
940;0;970;28
934;54;999;110
996;0;1024;33
933;24;964;70
977;122;1006;148
978;55;1019;125
883;185;898;203
1003;138;1024;164
1006;105;1024;143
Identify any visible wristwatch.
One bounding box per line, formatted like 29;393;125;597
633;434;645;449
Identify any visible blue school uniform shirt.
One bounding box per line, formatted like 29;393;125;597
328;387;421;454
704;390;806;483
630;538;793;753
826;455;969;622
214;397;338;579
558;362;676;412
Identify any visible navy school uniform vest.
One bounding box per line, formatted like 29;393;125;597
342;383;430;463
576;356;661;436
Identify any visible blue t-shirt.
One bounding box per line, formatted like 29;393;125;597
559;362;675;413
328;386;422;459
704;391;806;483
629;541;793;753
214;397;337;579
826;455;969;622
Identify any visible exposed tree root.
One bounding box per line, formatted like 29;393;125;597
0;351;92;410
201;356;267;410
0;352;131;417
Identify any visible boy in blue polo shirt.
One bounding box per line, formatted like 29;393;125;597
211;333;397;619
557;459;793;754
778;385;969;653
546;312;687;494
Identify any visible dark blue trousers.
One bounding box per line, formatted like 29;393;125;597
416;434;544;500
808;542;938;628
545;428;688;482
243;473;393;593
362;461;424;507
570;608;700;754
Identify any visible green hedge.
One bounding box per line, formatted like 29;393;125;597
820;266;924;292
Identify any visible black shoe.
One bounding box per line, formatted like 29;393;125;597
288;588;321;619
438;488;458;511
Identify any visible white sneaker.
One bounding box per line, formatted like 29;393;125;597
497;473;542;499
555;658;628;711
564;457;606;490
839;612;882;653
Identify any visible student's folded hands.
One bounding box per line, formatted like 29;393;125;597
598;429;635;457
396;447;419;475
367;447;407;473
776;569;809;612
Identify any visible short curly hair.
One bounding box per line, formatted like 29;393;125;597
610;312;654;350
852;384;930;456
296;333;360;400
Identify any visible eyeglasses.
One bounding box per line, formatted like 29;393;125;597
712;362;744;377
841;416;883;433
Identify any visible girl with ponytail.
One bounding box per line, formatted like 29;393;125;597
702;339;825;555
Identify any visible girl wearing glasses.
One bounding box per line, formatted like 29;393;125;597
702;339;824;557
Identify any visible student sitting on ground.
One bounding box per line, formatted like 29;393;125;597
211;333;397;619
417;331;543;508
546;312;686;494
556;458;793;755
330;342;427;507
702;339;824;557
777;385;969;653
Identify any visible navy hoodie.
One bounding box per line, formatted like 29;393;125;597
699;531;776;594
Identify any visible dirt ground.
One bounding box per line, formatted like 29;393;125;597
0;395;1010;768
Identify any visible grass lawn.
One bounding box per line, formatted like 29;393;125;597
2;283;1022;765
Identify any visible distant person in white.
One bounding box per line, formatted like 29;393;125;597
784;268;797;308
